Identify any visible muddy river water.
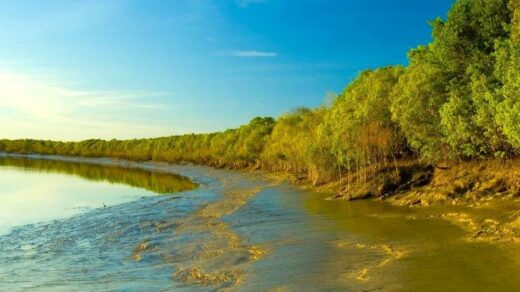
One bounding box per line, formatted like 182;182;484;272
1;154;520;291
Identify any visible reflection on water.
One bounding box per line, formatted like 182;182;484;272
0;156;197;235
0;156;198;194
1;156;520;291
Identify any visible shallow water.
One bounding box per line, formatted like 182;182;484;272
1;155;520;291
0;156;197;235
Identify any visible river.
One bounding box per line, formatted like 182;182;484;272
1;155;520;291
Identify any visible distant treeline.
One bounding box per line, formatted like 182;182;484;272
1;0;519;185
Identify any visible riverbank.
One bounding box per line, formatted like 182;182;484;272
4;152;520;207
327;159;520;206
5;152;520;204
319;159;520;245
259;156;520;246
4;152;520;246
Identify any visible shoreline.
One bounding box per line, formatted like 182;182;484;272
4;152;520;245
3;152;520;207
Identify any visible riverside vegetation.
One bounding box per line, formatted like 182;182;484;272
2;0;520;207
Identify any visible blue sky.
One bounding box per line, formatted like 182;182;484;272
0;0;454;140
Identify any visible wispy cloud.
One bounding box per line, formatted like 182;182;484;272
236;0;269;8
231;50;278;57
0;72;176;140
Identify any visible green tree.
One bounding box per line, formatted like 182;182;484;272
495;0;520;150
324;66;405;173
391;46;449;161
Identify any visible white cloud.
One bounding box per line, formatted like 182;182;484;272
231;50;278;57
0;72;176;140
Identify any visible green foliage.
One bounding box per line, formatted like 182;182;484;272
262;108;314;171
436;0;512;158
495;4;520;148
0;117;275;168
391;47;449;161
393;0;515;160
430;0;510;74
324;66;405;169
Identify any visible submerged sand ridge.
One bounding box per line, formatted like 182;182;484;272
128;168;272;289
170;186;266;288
